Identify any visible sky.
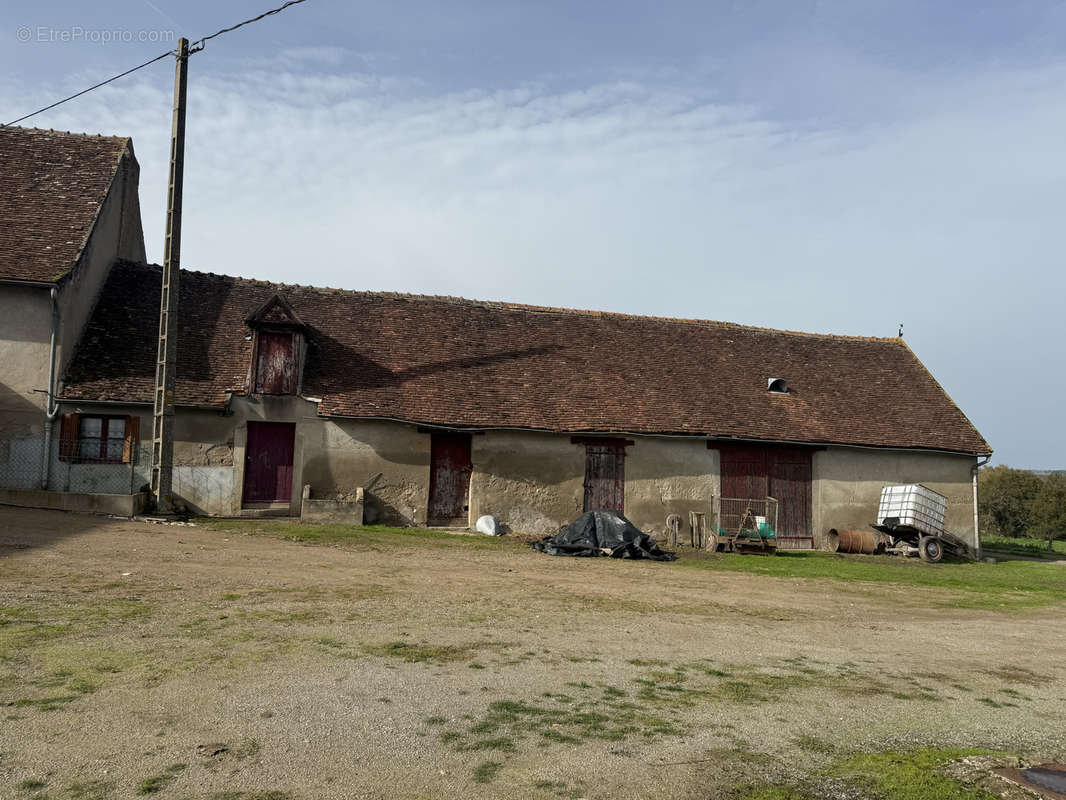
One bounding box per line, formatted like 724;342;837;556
1;1;1064;468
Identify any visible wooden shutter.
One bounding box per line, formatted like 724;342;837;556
58;412;79;463
255;331;297;394
122;416;140;464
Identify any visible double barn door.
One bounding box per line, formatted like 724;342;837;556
717;444;813;549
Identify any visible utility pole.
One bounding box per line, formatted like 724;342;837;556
150;37;189;513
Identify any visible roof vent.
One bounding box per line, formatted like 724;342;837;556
767;378;789;394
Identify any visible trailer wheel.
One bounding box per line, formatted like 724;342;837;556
919;536;943;563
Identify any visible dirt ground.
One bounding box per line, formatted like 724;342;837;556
1;507;1064;800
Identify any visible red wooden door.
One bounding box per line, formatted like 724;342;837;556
583;442;626;514
243;422;295;504
719;447;769;499
769;450;813;549
717;444;812;548
428;433;472;524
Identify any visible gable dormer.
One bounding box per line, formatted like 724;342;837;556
245;294;308;395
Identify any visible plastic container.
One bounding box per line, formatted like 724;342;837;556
877;484;947;537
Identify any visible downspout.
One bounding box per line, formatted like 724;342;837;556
40;287;60;489
971;454;992;560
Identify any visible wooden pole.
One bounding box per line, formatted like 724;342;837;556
150;37;189;513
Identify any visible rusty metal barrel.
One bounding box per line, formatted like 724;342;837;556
826;528;880;554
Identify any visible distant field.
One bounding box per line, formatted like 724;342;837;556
981;534;1066;557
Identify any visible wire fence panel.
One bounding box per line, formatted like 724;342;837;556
0;434;150;495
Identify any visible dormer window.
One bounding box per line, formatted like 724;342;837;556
246;294;308;396
255;330;298;394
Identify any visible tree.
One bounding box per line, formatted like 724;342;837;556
1029;474;1066;550
979;465;1043;540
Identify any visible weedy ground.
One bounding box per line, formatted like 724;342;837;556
1;508;1064;799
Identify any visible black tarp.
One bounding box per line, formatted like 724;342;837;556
531;511;676;561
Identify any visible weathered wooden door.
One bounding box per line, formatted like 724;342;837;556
428;433;472;525
255;331;297;394
243;421;295;505
717;444;812;548
769;452;813;549
583;442;626;514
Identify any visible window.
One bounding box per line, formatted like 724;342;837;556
767;378;790;394
254;330;298;394
57;413;139;464
77;416;127;463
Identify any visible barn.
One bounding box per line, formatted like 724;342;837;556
0;126;991;548
52;259;991;550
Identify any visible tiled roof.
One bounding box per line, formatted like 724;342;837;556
0;126;130;282
61;260;991;454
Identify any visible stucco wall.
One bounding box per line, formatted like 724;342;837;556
0;285;51;437
624;437;718;536
301;418;430;526
469;430;585;535
812;447;977;549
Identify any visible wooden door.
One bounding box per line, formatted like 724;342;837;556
583;442;626;514
769;450;813;549
719;447;769;499
243;422;295;505
717;444;812;548
428;433;472;525
255;331;297;394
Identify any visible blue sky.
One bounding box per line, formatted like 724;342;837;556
2;1;1064;468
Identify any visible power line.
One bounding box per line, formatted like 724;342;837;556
3;51;174;127
191;0;307;52
2;0;310;128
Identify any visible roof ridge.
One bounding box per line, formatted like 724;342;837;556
117;259;901;344
0;125;129;142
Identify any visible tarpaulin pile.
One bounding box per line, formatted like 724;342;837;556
531;511;676;561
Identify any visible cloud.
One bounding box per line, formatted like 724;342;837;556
2;52;1064;465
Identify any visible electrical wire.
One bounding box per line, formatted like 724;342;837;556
190;0;307;52
2;50;175;127
2;0;310;127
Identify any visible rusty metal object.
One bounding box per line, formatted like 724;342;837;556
827;528;881;554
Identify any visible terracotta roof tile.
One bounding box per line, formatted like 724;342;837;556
61;260;992;455
0;126;129;282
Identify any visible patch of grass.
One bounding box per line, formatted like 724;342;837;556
18;778;48;790
196;518;523;553
136;763;186;795
678;550;1066;610
736;788;813;800
981;535;1066;557
829;748;1001;800
13;694;81;712
65;778;116;800
473;760;503;783
469;662;486;670
792;734;836;755
364;640;482;664
976;697;1017;709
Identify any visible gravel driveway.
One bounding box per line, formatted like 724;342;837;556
1;507;1064;799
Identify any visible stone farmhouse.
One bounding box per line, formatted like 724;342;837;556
0;126;992;549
